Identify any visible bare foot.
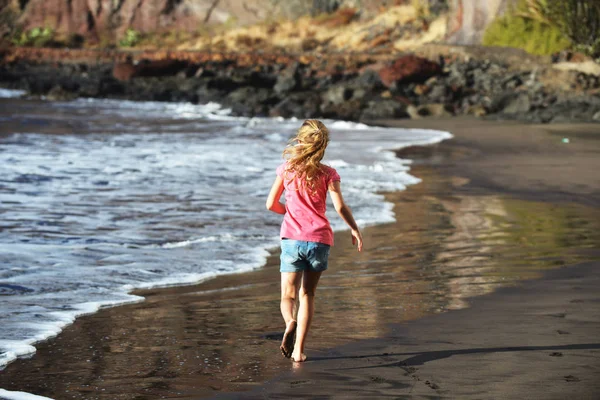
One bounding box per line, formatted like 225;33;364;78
280;320;296;358
291;352;307;362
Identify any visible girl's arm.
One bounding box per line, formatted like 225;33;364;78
266;176;286;214
328;181;363;252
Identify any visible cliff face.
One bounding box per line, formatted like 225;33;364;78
4;0;372;39
9;0;279;38
445;0;514;44
1;0;511;46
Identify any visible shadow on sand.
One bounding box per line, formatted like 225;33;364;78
310;343;600;369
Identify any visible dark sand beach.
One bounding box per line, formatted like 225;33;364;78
1;118;599;399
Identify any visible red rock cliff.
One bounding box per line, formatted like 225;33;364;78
5;0;282;39
2;0;510;46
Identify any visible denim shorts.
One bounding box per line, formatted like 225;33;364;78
280;239;331;273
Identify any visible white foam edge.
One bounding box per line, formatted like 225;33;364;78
0;109;452;395
0;389;54;400
0;248;273;372
153;232;267;249
0;296;142;371
0;89;26;98
328;126;452;231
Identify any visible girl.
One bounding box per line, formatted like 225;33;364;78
266;119;363;363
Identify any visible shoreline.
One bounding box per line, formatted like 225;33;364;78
387;118;600;207
2;45;600;124
0;118;599;398
226;260;600;399
0;104;452;378
223;118;600;399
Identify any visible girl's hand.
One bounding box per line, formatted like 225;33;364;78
351;229;363;252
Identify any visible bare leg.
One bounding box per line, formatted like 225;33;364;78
291;270;322;362
280;272;302;357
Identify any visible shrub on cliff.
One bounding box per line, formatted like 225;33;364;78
543;0;600;60
483;0;600;59
11;27;56;47
482;12;570;56
119;29;142;48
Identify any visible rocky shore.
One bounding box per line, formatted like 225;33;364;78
1;46;599;123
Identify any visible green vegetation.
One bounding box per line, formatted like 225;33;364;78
482;13;570;55
11;27;56;47
543;0;600;59
118;28;142;48
483;197;600;280
483;0;600;59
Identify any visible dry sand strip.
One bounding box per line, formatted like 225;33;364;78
216;118;600;399
388;118;600;208
219;259;600;399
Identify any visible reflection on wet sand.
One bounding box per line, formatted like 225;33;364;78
434;193;597;311
1;168;599;399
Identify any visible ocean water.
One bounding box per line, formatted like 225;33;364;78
0;91;451;372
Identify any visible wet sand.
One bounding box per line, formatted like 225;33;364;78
1;119;599;399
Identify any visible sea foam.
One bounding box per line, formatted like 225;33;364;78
0;389;54;400
0;95;451;381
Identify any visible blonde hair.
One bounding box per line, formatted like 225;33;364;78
282;119;330;189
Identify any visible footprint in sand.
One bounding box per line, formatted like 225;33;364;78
290;380;309;386
370;376;387;383
548;313;567;318
425;380;440;390
564;375;580;382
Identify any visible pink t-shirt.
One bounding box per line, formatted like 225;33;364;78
276;162;341;246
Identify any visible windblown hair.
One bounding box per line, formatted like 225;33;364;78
282;119;330;190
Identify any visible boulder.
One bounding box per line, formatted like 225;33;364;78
491;92;531;115
502;93;531;114
269;98;302;119
354;68;384;89
466;104;487;117
206;77;243;92
270;92;321;119
427;84;448;102
539;110;555;124
226;87;278;114
134;60;189;78
321;85;353;106
351;88;368;102
274;63;299;94
113;62;137;81
320;99;362;121
360;99;409;121
407;103;454;119
227;87;254;103
274;73;297;94
113;59;188;81
78;80;101;98
194;85;224;104
46;85;78;101
98;77;126;96
378;55;442;88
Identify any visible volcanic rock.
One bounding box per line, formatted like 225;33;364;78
378;55;442;88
